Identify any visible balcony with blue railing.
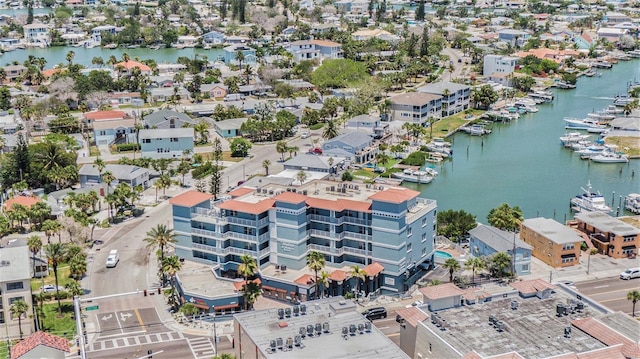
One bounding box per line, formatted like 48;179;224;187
307;244;371;257
192;243;270;257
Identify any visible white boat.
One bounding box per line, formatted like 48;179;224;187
590;151;629;163
564;117;606;131
425;141;452;157
560;132;591;146
570;181;612;213
624;193;640;214
529;90;554;102
393;168;433;184
613;95;634;107
586;111;615;122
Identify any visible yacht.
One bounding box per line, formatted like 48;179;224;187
570;181;612;213
590;151;629;163
560;132;590;147
624;193;640;214
425;140;452;157
613;94;634;107
564;117;606;131
393;168;433;184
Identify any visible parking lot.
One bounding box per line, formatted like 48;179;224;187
574;277;640;315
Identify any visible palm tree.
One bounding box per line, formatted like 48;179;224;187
237;254;258;281
491;252;512;279
144;224;177;284
161;255;182;303
101;171;116;196
487;203;523;232
242;281;262;310
306;251;325;299
428;279;443;286
69;255;87;280
27;235;42;277
296;170;307;185
349;265;367;301
276;140;288;161
318;270;330;298
194;121;210;144
9;299;29;338
442;258;461;282
322;120;339;139
628;290;640;317
235;50;245;70
465;257;484;284
65;281;84;297
45;243;67;316
42;219;62;243
262;160;271;175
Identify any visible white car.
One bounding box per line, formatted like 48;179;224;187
620;268;640;280
40;284;63;292
106;250;119;268
301;132;310;139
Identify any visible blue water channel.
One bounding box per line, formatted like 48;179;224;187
403;60;640;222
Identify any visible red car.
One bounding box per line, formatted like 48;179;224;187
308;148;323;155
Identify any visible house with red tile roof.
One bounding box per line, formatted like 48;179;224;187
4;196;42;211
10;331;69;359
114;60;152;75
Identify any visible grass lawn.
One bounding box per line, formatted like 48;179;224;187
430;117;468;137
310;123;324;130
353;169;376;180
39;302;77;339
31;265;74;292
604;137;640;156
195;151;243;162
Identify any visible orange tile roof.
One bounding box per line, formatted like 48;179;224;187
461;288;491;301
169;191;213;207
294;274;315;286
575;345;626;359
218;199;275;215
5;196;41;210
571;318;640;359
310;39;341;47
273;191;307;204
232;278;261;291
11;331;69;358
363;262;384;277
329;270;347;282
368;187;420;204
228;187;254;197
83;110;127;121
419;283;464;300
115;60;151;72
509;279;555;295
395;307;428;327
41;68;61;78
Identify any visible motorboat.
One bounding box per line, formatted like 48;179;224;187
393;168;433;184
590;151;629;163
528;91;554;102
585;111;615;122
460;124;490;136
570;181;612;213
564;117;607;131
560;132;591;147
613;94;634;107
425;140;452;157
624;193;640;214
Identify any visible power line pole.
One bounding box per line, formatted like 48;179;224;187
73;295;87;359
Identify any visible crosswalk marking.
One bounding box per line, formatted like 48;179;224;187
186;337;216;359
89;331;185;352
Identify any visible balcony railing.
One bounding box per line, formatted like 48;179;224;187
307;244;371;257
192;243;269;257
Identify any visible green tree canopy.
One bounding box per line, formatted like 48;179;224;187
437;209;477;241
310;59;368;89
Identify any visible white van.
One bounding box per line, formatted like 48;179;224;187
106;250;119;268
620;267;640;280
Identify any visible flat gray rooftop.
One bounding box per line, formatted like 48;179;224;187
523;217;584;244
176;261;237;299
0;243;30;282
575;211;640;236
424;292;605;358
234;298;409;359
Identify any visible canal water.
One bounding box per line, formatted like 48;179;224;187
404;59;640;222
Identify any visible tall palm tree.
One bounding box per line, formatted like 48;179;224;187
242;281;262;310
144;224;177;284
41;219;62;243
442;258;461;282
161;255;182;303
101;171;116;196
10;299;29;338
69;255;87;280
306;251;325;300
296;170;307;185
322;119;339;139
628;290;640;317
194;121;210;144
27;235;42;277
65;281;84;297
235;50;245;70
45;243;67;316
237;254;258;281
491;252;512;279
262;160;271;175
465;257;484;284
318;270;330;298
349;265;367;301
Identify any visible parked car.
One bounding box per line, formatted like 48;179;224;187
40;284;63;292
106;250;119;268
301;132;310;139
620;267;640;280
362;307;387;321
308;148;323;155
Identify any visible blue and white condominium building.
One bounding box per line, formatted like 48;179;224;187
171;180;437;296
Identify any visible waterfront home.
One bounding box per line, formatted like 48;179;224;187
91;25;117;43
143;109;196;129
200;83;227;99
283;153;345;174
171;183;437;294
202;30;224;45
79;164;151;189
114;60;152;76
573;211;639;259
155;64;187;74
288;39;343;62
483;54;519;77
2;65;26;82
223;44;257;65
345;114;388;138
597;27;629;43
212;117;247;138
175;35;199;48
389;92;442;125
139;128;194;159
321;131;377;163
418;81;470;117
469;224;532;276
22;23;50;46
520;217;583;268
514;48;581;63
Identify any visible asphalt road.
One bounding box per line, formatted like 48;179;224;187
574;277;640;315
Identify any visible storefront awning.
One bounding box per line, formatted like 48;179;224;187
213;303;239;310
192;303;209;310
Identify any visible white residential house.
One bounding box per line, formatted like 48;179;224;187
22;23;50;46
597;27;629;42
417;81;470;117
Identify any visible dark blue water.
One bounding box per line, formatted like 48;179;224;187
404;60;640;222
